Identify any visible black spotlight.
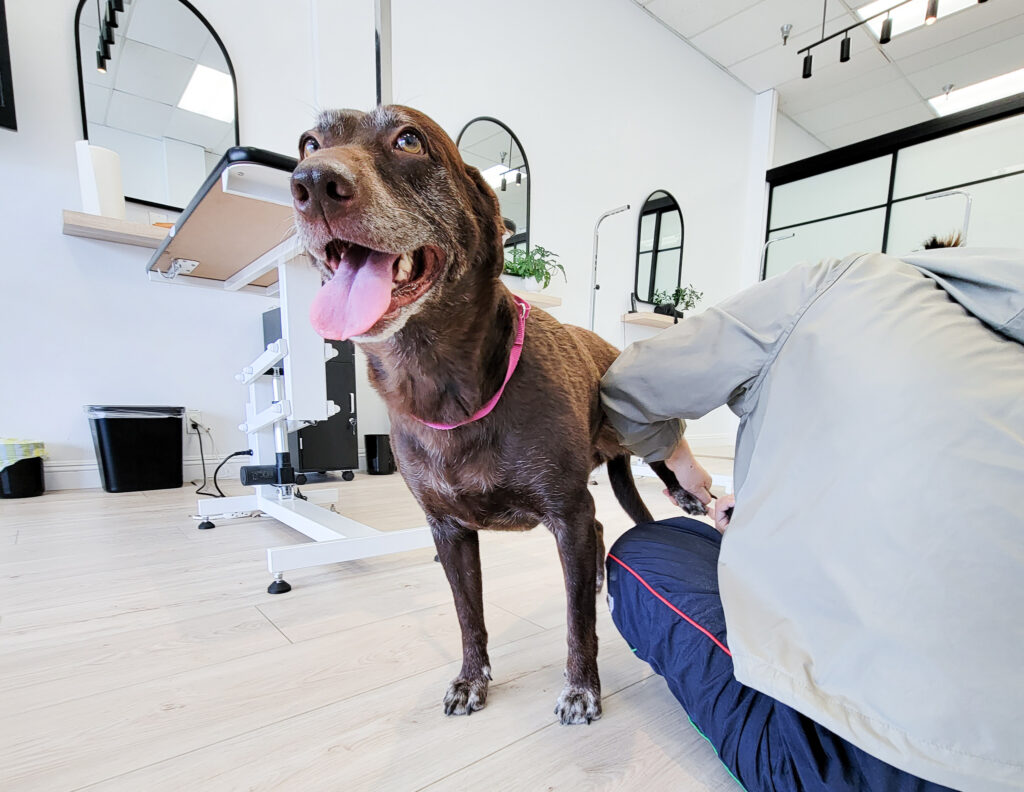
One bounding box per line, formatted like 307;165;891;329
802;52;813;79
840;34;851;63
500;176;507;192
925;0;939;25
96;49;107;73
106;1;119;27
880;15;893;44
98;37;111;59
112;0;124;10
103;21;114;45
516;171;522;185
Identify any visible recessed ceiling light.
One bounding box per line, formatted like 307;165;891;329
177;64;234;123
928;68;1024;115
858;0;975;39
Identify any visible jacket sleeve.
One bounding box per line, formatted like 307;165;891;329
600;258;848;462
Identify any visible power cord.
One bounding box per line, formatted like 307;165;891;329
193;422;252;497
194;426;217;497
211;450;253;497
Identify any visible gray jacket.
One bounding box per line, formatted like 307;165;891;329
601;249;1024;792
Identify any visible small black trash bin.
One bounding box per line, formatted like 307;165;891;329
365;434;396;475
1;440;46;498
85;406;185;493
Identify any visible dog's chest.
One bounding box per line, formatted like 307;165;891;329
398;440;543;530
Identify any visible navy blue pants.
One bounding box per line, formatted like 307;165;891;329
606;517;955;792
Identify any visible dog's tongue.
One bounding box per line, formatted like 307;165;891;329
310;248;397;340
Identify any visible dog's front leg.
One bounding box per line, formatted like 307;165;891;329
549;494;602;725
431;517;491;716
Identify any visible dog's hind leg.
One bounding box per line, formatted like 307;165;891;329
594;519;605;593
548;491;602;725
431;518;491;716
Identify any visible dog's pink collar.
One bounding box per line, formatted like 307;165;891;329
414;295;531;430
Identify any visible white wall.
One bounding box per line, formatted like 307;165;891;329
0;0;375;488
773;111;828;167
390;0;760;445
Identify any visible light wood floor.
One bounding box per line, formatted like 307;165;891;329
0;458;739;792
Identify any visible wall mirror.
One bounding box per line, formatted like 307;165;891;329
457;117;530;256
635;190;684;303
74;0;238;210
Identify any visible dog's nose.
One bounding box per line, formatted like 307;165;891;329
291;159;356;217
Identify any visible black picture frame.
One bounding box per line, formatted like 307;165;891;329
72;0;240;211
456;116;531;254
634;190;684;304
0;0;16;131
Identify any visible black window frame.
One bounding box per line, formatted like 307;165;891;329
763;93;1024;280
634;190;684;304
0;0;15;131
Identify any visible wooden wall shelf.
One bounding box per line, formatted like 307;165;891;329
511;291;561;308
62;210;168;249
622;311;676;328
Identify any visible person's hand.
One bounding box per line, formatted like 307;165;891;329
712;494;735;533
664;437;713;508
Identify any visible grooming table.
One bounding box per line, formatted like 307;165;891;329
146;147;433;593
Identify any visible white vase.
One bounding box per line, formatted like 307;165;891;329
501;273;544;292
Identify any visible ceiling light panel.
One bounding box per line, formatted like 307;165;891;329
177;64;234;123
857;0;976;40
928;67;1024;115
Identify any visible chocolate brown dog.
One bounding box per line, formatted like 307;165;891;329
290;105;704;725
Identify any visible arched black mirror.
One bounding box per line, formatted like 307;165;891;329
635;190;684;303
457;117;530;256
74;0;239;210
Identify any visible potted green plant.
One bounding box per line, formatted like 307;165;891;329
652;284;703;318
502;245;566;292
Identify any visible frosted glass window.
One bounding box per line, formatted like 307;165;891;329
659;212;682;248
639;214;656;251
770;156;892;230
636;252;653;297
654;252;680;294
886;172;1024;255
764;208;886;279
893;114;1024;199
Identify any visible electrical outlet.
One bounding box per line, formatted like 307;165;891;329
186;410;203;433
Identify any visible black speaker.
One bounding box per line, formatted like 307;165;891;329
365;434;396;475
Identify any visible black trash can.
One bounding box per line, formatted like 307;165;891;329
365;434;396;475
0;439;46;498
85;406;185;493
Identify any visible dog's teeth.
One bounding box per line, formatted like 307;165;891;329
393;253;413;285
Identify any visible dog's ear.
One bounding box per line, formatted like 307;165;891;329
464;164;507;277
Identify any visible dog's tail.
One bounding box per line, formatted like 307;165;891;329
607;455;654;525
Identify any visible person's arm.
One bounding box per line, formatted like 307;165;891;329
601;258;850;463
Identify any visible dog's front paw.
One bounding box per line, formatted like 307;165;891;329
554;684;602;725
443;674;489;716
669;485;708;516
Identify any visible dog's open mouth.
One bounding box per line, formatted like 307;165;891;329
310;239;445;340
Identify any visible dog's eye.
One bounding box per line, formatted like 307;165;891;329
395;131;423;155
302;136;320;158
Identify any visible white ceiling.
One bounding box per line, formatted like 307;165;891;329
80;0;234;155
634;0;1024;154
